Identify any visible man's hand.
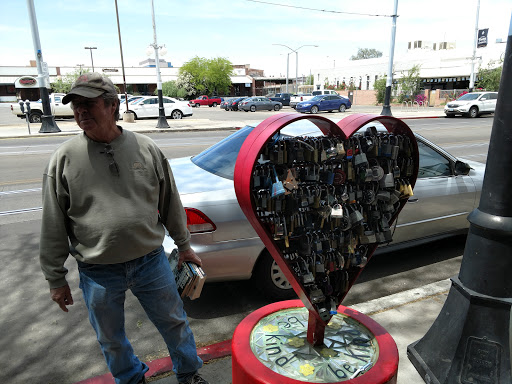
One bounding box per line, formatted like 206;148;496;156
178;248;202;269
50;285;74;312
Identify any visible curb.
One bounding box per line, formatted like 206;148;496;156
75;339;232;384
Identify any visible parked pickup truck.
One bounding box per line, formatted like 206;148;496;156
290;90;339;109
10;93;73;123
189;95;222;107
268;92;293;106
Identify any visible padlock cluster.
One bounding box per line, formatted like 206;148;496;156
252;126;416;322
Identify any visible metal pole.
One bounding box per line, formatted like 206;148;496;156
114;0;129;114
84;47;97;72
150;0;169;128
286;53;289;93
295;51;299;94
469;0;481;91
381;0;398;116
408;13;512;383
26;0;60;133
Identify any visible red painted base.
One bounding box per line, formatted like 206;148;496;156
232;300;398;384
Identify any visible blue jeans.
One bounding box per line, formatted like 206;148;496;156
78;246;203;384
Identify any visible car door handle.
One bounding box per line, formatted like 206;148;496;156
408;197;419;203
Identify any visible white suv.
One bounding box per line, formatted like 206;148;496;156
444;91;498;118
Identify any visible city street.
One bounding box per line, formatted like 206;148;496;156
0;111;494;383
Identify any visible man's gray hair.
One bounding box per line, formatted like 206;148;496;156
102;91;120;121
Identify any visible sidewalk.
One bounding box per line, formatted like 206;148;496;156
0;105;445;139
78;278;452;384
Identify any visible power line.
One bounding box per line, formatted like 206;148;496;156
246;0;396;17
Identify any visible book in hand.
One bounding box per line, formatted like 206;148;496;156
168;249;206;300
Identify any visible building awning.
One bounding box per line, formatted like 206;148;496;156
230;76;253;84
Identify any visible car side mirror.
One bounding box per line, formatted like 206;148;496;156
454;160;472;176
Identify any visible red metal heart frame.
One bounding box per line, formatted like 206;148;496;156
234;113;418;345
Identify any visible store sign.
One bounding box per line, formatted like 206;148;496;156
478;29;489;48
19;77;37;86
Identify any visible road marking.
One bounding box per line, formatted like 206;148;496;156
0;207;42;216
0;178;41;187
0;188;42;196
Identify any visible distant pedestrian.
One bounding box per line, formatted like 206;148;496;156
39;72;209;384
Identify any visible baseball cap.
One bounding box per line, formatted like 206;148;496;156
62;72;117;104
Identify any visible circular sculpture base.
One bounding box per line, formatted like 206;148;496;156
232;300;398;384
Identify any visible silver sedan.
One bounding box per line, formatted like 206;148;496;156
165;121;484;299
238;97;282;112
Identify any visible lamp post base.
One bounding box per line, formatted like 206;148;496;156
38;115;61;133
156;115;169;128
408;276;512;384
380;105;392;116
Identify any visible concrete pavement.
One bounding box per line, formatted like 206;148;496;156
78;278;452;384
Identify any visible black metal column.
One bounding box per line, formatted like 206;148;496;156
408;17;512;384
38;84;60;133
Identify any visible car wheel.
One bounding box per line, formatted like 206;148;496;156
468;106;479;118
253;251;296;300
171;110;183;119
250;105;256;112
339;104;347;113
310;106;319;114
28;111;42;123
195;103;200;108
274;105;281;111
212;102;217;107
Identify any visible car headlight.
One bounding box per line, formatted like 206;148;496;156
302;103;311;107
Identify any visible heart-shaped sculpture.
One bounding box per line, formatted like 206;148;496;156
234;113;418;346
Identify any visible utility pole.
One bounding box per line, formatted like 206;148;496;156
114;0;129;114
84;47;97;72
469;0;481;91
149;0;169;128
408;13;512;384
381;0;398;116
26;0;60;133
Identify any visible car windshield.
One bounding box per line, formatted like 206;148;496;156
458;93;480;101
191;122;325;180
310;96;323;101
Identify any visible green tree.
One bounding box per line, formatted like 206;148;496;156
158;80;188;99
305;74;314;85
374;77;387;104
397;64;421;101
51;68;90;93
477;60;502;91
179;56;233;97
350;48;383;60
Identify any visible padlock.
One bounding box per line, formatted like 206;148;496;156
360;230;376;244
379;173;395;188
310;288;326;304
349;206;364;226
331;203;344;218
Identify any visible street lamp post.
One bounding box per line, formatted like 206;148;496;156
76;64;84;75
26;0;60;133
381;0;399;116
84;46;97;72
148;0;169;128
273;44;318;94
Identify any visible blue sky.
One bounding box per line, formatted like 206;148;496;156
1;0;510;77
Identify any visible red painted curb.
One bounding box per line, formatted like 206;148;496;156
75;339;232;384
